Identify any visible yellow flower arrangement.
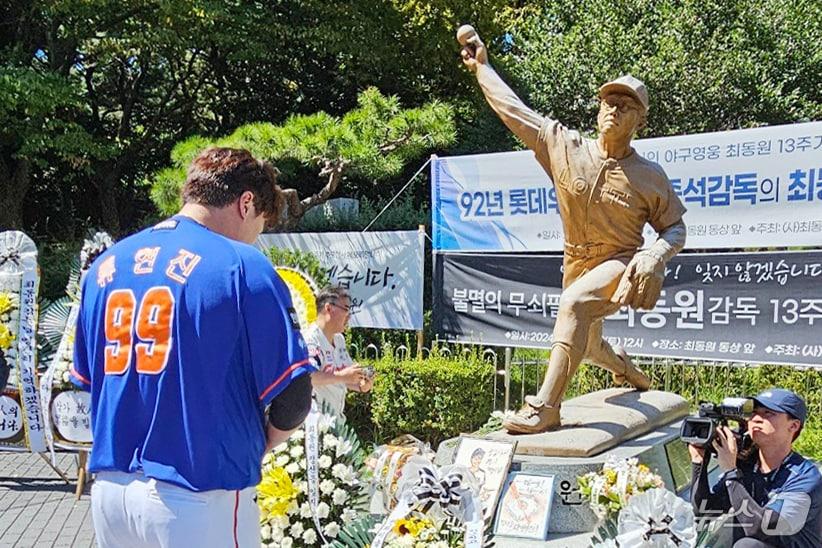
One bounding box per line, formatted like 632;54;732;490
257;466;299;520
0;292;16;315
275;267;318;328
392;516;434;537
0;324;14;351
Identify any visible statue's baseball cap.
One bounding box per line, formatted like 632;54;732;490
599;75;649;113
752;388;807;425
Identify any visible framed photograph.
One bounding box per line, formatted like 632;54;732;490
453;436;516;520
493;472;555;540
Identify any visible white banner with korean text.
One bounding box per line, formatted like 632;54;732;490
257;230;424;330
432;121;822;251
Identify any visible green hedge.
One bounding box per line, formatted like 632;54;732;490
346;351;495;447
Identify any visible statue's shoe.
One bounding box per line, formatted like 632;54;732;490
612;346;651;391
502;395;561;434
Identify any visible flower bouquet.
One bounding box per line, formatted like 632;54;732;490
591;487;699;548
577;456;665;544
578;456;665;518
333;456;494;548
39;232;113;450
365;435;436;513
259;411;369;546
0;286;19;389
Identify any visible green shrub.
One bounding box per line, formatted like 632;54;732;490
346;350;495;447
264;247;330;288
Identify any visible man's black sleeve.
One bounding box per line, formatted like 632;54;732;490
691;457;731;516
267;373;312;431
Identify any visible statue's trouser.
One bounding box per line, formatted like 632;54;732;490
535;256;632;407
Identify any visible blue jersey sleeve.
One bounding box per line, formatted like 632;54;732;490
70;279;92;391
240;251;312;406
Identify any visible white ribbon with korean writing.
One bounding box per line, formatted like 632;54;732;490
304;402;329;545
0;231;45;453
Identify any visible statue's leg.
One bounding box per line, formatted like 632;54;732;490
502;258;627;434
584;320;651;390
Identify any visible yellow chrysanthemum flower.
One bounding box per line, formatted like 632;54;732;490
257;466;299;520
392;517;433;537
0;292;16;315
0;324;15;350
275;267;318;328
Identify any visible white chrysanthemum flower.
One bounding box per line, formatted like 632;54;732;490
616;488;696;548
299;458;307;470
331;463;348;480
270;527;284;542
285;462;299;475
320;479;335;495
291;429;305;441
260;525;271;539
318;455;332;469
286;500;299;516
316;502;330;519
275;454;290;467
289;521;304;537
332;488;347;505
281;538;293;548
290;445;304;458
297;480;308;492
323;522;340;538
302;528;317;545
300;502;313;518
342;508;358;523
273;442;288;453
323;434;338;449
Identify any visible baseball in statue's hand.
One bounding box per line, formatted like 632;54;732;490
457;24;486;72
456;24;477;46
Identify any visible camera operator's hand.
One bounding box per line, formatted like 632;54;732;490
688;444;706;464
712;426;738;472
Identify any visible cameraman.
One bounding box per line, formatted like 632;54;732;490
689;389;822;547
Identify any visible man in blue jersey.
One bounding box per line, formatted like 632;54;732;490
71;147;314;548
690;389;822;547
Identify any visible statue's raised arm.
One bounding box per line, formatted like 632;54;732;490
458;25;544;151
457;25;688;436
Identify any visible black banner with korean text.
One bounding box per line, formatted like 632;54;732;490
433;251;822;367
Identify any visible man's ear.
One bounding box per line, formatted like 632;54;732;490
239;191;255;218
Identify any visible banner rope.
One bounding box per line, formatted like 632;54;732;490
361;157;432;233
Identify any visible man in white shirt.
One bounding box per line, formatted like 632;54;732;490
304;286;373;416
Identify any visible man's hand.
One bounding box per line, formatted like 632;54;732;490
712;426;738;472
335;364;366;386
458;26;487;73
688;444;706;464
612;250;665;310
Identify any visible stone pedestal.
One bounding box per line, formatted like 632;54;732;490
435;389;694;546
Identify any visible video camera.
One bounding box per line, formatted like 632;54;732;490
680;397;754;450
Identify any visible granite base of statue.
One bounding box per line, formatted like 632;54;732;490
435;388;693;548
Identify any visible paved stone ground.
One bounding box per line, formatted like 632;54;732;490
0;452;94;547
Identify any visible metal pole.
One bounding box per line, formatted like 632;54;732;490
504;347;512;410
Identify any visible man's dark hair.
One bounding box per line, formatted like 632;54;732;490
316;285;350;311
182;147;283;221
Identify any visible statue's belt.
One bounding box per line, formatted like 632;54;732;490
564;242;635;259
